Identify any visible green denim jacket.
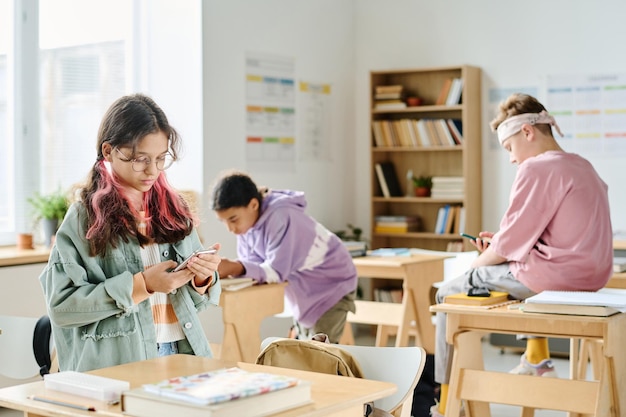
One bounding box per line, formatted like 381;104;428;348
39;202;221;372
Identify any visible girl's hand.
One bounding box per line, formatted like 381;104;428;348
143;260;194;293
186;243;221;286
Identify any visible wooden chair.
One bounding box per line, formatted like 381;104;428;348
259;337;426;417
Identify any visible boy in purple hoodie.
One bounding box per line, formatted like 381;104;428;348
211;171;358;343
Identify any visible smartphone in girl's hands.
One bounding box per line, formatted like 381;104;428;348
173;248;217;272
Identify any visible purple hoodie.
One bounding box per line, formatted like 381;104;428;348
235;189;358;328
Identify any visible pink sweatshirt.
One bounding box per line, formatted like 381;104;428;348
490;151;613;292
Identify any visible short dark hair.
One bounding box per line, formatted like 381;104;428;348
211;171;263;211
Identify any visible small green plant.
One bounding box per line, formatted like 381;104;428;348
334;223;363;241
27;189;70;223
412;175;432;189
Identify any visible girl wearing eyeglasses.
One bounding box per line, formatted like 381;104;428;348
39;93;222;372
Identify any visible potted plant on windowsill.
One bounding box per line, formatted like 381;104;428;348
412;175;432;197
27;188;70;247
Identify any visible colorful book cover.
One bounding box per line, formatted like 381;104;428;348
142;367;300;406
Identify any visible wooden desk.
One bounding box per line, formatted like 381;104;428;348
430;303;626;417
0;354;396;417
0;246;50;267
219;282;287;363
607;271;626;289
347;254;447;354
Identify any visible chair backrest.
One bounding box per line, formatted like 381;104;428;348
0;315;45;386
337;343;425;414
259;337;426;415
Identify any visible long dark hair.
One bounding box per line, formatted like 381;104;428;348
80;93;195;256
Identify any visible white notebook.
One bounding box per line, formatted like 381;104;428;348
524;288;626;312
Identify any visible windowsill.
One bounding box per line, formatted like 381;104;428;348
0;245;51;267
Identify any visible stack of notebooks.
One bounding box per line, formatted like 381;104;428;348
342;240;367;257
122;367;311;417
522;288;626;317
374;215;421;234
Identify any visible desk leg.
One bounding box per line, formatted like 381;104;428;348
400;260;443;353
220;284;285;363
447;330;490;417
220;323;245;362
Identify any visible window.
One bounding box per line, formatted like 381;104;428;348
1;0;202;246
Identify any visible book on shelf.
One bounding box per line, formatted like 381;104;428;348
434;206;449;235
521;289;626;317
446;119;464;144
445;78;464;105
122;367;311;417
220;277;256;291
374;224;419;234
375;92;403;100
375;84;403;94
436;78;454;105
374;215;420;223
371;121;385;147
614;257;626;273
431;176;465;199
444;291;510;306
374;99;407;110
375;162;403;198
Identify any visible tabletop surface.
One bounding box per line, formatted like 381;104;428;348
0;355;396;417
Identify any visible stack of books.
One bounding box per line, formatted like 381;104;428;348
373;85;406;110
430;176;464;199
122;367;312;417
342;240;367;257
374;215;421;234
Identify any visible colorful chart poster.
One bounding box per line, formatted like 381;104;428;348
546;73;626;156
299;81;331;161
245;52;296;172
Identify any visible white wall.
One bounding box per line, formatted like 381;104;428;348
201;0;626;256
354;0;626;234
201;0;357;256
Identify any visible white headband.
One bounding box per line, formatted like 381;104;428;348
496;110;564;144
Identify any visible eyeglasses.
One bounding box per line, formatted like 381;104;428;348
115;148;174;172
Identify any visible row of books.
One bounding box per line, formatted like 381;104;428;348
434;204;465;235
374;215;421;234
435;77;464;106
431;176;464;199
372;119;463;148
373;85;407;110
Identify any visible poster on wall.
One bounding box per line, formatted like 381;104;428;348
298;81;332;161
545;73;626;156
245;52;296;172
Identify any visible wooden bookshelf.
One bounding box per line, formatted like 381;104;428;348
370;65;482;251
